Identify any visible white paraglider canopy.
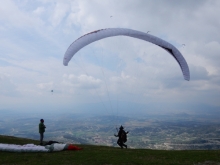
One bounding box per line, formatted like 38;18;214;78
63;28;190;81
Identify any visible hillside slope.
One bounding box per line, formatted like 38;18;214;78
0;135;220;165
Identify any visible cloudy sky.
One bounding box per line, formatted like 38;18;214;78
0;0;219;116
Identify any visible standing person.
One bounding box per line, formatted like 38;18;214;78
39;119;46;145
114;125;129;149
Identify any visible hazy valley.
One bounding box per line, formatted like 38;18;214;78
1;111;220;150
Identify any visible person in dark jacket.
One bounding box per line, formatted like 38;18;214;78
114;125;129;149
39;119;46;145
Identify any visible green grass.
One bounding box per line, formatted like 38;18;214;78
0;135;220;165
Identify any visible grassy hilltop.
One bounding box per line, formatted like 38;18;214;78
0;135;220;165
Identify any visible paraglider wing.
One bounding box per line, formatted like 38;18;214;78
63;28;190;81
0;143;81;152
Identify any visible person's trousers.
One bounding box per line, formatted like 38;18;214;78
40;132;44;144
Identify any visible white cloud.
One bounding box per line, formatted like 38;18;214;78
49;2;70;27
33;6;45;15
37;81;54;90
0;73;18;97
63;74;102;89
0;0;43;28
